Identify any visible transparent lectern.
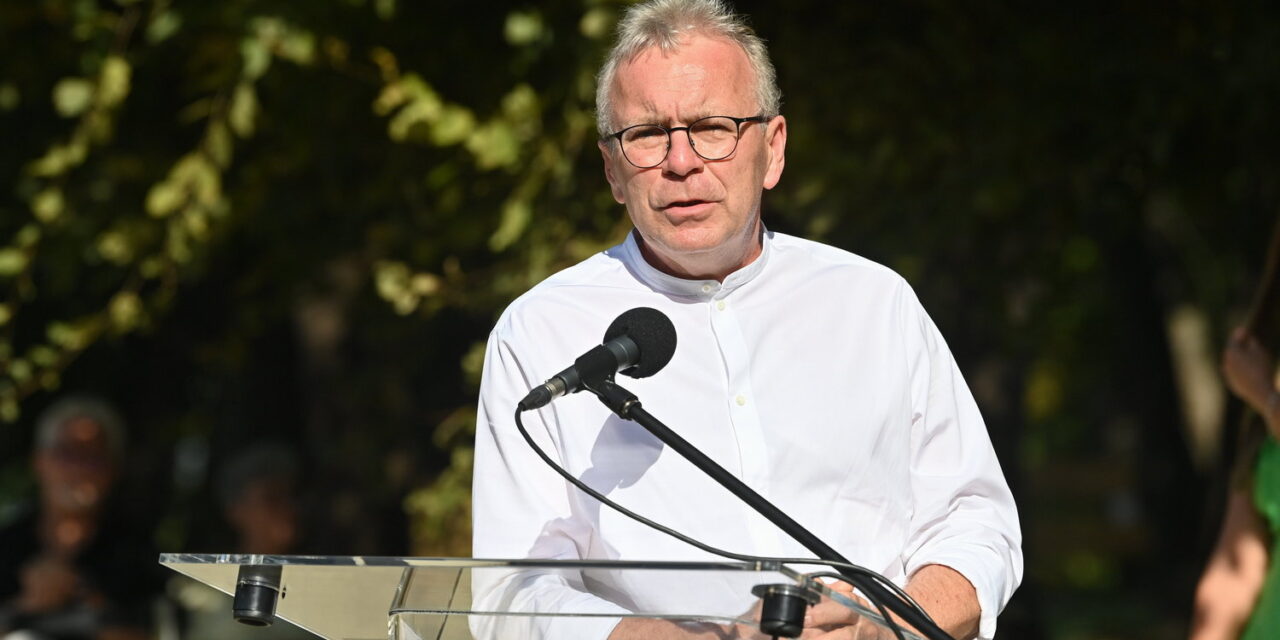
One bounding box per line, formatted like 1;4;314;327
160;554;922;640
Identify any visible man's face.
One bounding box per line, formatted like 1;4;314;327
600;35;786;279
34;417;116;514
228;477;298;555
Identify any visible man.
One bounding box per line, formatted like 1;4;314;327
171;444;313;640
0;396;157;640
471;1;1022;638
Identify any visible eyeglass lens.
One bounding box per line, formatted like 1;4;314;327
620;117;742;168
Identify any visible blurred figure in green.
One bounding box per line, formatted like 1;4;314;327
1191;328;1280;639
0;395;157;640
169;443;313;640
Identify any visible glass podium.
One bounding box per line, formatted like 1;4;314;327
160;554;922;640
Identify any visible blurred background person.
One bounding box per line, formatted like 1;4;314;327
214;443;305;557
0;396;158;640
1191;327;1280;639
166;443;314;640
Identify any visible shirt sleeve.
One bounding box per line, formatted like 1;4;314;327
896;282;1024;640
470;320;630;640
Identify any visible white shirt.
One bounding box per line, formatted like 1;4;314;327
471;230;1022;639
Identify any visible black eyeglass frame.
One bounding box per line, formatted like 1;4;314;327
602;114;774;169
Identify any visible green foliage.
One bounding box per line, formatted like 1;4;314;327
0;0;621;566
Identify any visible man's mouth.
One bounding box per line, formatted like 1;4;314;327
662;199;712;211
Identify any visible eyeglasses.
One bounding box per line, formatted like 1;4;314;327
603;115;772;169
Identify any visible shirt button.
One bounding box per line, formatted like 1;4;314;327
716;300;726;311
701;284;713;293
735;395;746;406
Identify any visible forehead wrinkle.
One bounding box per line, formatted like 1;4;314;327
616;91;730;128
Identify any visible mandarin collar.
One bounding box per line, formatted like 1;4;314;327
619;228;772;301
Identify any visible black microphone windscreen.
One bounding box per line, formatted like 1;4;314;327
604;307;677;378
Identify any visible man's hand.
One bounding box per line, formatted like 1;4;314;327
608;565;980;640
801;579;896;640
801;565;980;640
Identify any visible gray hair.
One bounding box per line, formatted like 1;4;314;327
595;0;781;137
35;394;127;460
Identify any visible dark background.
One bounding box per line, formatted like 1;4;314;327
2;1;1277;637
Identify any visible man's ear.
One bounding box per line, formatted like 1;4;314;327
762;115;787;190
600;141;627;204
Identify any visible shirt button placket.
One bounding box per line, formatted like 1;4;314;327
708;292;780;554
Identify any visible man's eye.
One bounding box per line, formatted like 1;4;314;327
626;128;665;141
694;123;732;134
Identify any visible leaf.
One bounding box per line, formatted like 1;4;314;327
398;74;433;101
431;104;475;146
108;291;143;330
501;84;539;123
146;9;182;44
1024;361;1063;421
465;121;520;170
96;230;133;264
0;304;11;326
15;225;40;247
28;145;72;177
97;56;131;108
140;257;164;279
391;293;418;315
205;120;233;168
322;36;349;64
167;224;192;264
30;346;57;366
229;83;258;138
0;398;18;423
52;77;94;117
0;398;17;423
278;30;317;65
240;36;272;80
173;153;220;206
373;81;408;117
489;199;531;251
387;92;442;142
374;261;411;301
146;181;183;218
368;46;398;81
410;273;441;296
0;249;26;276
31;188;65;223
375;0;396;20
504;11;544;46
183;207;210;240
9;359;31;383
47;322;92;350
0;83;19;111
579;8;612;39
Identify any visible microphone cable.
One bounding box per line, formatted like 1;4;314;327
514;407;933;640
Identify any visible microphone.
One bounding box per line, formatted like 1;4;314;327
518;307;677;411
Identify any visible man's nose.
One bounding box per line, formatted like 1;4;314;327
662;130;704;176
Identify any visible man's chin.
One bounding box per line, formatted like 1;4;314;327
650;238;727;260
